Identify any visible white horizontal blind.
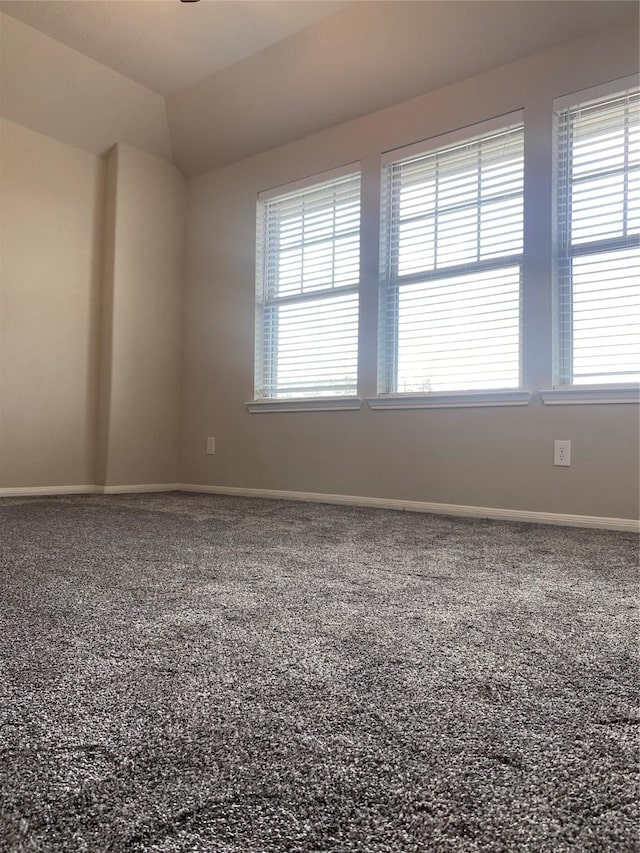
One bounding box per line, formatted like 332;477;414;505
255;170;361;399
556;86;640;385
379;121;524;394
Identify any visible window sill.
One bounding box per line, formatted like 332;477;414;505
246;397;363;413
540;386;640;405
366;390;531;410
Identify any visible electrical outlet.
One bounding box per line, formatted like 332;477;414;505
206;436;215;455
554;440;571;467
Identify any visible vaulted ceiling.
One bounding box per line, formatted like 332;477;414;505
1;1;638;177
0;1;348;95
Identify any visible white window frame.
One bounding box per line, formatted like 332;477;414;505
542;75;640;406
371;112;531;410
249;164;363;413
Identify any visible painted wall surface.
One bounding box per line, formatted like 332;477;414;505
97;144;186;487
0;119;104;487
0;13;172;163
181;26;640;520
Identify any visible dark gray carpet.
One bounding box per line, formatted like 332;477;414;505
0;492;638;853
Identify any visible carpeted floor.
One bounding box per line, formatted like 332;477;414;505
0;492;638;853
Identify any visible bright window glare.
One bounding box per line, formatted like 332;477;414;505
274;293;358;398
570;248;640;383
396;267;521;392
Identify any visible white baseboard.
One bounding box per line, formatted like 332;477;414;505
0;484;101;497
177;483;640;533
0;483;178;497
101;483;178;495
1;482;637;532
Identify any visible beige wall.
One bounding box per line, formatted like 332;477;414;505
96;144;186;487
0;119;104;487
0;127;185;490
0;14;182;492
180;25;640;520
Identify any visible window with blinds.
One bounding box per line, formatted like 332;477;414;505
379;117;524;394
255;169;361;399
556;84;640;386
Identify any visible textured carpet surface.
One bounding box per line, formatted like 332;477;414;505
0;493;638;853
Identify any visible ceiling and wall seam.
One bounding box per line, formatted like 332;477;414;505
1;2;638;178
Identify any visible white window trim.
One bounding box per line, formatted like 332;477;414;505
552;75;640;392
246;397;363;413
367;391;531;410
540;386;639;405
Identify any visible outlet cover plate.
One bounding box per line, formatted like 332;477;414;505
554;439;571;466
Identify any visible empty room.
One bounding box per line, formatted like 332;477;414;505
1;1;638;850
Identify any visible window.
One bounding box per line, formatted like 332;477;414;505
555;82;640;386
254;168;361;401
379;116;524;395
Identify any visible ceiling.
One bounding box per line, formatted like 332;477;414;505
1;1;638;177
0;0;348;96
